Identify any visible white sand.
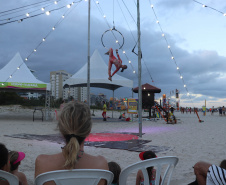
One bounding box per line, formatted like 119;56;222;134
0;105;226;185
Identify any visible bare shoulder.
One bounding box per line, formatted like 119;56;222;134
35;153;63;177
82;154;108;170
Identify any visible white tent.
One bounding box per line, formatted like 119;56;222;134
64;49;133;90
0;52;50;91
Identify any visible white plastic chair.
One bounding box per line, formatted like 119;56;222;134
34;169;114;185
119;156;179;185
0;170;19;185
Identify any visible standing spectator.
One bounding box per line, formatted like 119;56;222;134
219;107;222;116
222;106;225;116
211;106;214;115
102;101;107;121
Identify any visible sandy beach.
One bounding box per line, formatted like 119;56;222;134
0;105;226;185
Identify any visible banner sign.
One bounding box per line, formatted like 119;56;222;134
0;82;47;90
127;98;138;114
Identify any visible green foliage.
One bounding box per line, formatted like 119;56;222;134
0;92;45;107
0;92;24;105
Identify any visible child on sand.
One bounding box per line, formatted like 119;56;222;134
9;151;28;185
136;151;160;185
108;161;121;185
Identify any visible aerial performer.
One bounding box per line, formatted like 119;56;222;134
105;48;127;81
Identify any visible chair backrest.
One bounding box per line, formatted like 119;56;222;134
119;156;179;185
0;170;19;185
35;169;114;185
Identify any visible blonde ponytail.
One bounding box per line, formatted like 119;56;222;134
58;101;92;169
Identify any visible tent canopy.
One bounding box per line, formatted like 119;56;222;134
0;52;50;92
64;49;133;90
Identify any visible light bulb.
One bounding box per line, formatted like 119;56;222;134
67;4;71;8
43;38;45;41
26;13;30;17
151;5;154;8
10;75;12;78
180;76;183;79
162;33;165;37
46;11;50;15
177;67;179;70
224;13;226;16
17;67;20;69
103;15;106;18
202;4;206;7
62;15;65;18
184;85;186;87
123;51;125;54
168;45;170;48
171;56;174;59
156;20;159;23
96;1;99;4
52;27;55;30
25;58;28;61
54;1;57;4
116;40;118;43
133;70;136;73
34;49;37;52
144;87;146;89
129;60;131;63
41;7;45;11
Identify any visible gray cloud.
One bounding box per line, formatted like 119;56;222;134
1;0;226;107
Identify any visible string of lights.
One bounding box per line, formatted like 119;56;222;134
192;0;226;16
0;0;53;15
0;0;81;26
94;0;137;75
0;1;62;21
1;0;82;86
148;0;194;106
116;0;155;84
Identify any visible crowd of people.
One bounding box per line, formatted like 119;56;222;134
1;101;226;185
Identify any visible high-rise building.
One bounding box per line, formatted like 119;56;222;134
63;86;87;102
50;70;87;101
50;70;72;99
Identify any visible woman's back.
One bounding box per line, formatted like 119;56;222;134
35;101;109;185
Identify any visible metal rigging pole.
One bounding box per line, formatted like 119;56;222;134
137;0;142;137
87;0;91;106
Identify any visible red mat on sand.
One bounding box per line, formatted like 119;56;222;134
85;133;138;142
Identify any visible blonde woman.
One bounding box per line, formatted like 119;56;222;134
35;101;109;185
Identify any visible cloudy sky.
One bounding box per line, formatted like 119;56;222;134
1;0;226;108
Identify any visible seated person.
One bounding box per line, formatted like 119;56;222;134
119;112;126;120
35;101;109;185
108;161;121;185
0;143;10;185
9;151;28;185
193;160;226;185
136;151;161;185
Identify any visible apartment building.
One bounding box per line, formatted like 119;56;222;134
63;86;87;102
50;70;72;99
50;70;87;101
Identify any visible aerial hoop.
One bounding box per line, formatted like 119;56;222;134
101;26;124;50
